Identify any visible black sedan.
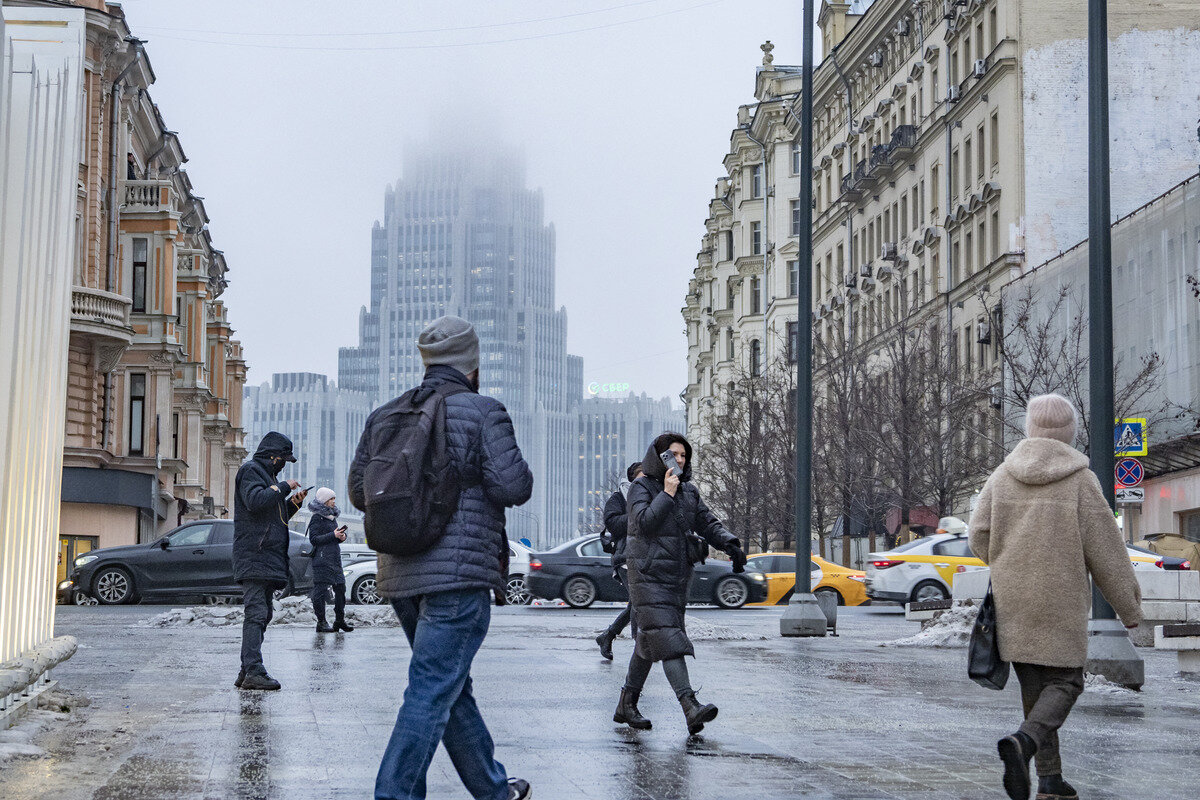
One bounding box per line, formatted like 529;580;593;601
62;520;314;605
525;535;769;609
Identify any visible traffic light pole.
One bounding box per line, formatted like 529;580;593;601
1084;0;1143;687
780;0;826;637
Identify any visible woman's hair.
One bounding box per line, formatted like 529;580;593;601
652;431;691;461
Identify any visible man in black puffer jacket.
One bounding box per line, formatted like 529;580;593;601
233;431;305;691
349;316;535;800
595;461;643;660
614;431;745;736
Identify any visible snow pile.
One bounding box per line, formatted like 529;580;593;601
141;596;399;628
604;619;767;642
1084;672;1137;695
0;710;67;761
882;601;980;648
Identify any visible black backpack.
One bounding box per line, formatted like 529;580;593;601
361;382;469;556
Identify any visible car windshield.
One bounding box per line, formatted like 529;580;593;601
886;537;933;554
1126;544;1157;555
545;536;593;554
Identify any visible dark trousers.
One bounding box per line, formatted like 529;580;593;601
240;580;275;675
605;569;636;638
375;589;508;800
1013;662;1085;776
312;582;346;625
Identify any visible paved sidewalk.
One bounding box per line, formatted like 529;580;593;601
0;603;1194;799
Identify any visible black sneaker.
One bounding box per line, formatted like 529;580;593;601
234;670;245;689
506;777;532;800
240;672;281;691
998;731;1037;800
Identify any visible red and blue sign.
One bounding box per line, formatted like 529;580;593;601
1115;457;1144;488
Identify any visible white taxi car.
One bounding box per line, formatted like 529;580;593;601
866;534;1167;604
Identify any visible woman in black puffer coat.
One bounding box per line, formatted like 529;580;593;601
307;488;353;633
614;432;746;735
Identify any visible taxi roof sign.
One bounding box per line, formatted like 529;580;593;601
1114;418;1147;457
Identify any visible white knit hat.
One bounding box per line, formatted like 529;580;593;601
314;487;336;505
1024;393;1077;444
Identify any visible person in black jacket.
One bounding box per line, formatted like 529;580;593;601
614;432;746;735
307;487;353;634
233;431;305;691
595;461;643;660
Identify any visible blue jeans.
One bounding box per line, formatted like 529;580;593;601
375;589;508;800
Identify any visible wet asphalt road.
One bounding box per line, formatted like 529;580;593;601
1;602;1196;799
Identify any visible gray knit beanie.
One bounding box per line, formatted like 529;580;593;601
417;316;480;377
1024;393;1077;444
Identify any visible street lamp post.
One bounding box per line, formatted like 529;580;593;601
1083;0;1143;687
780;0;827;637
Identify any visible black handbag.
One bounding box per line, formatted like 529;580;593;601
968;583;1010;690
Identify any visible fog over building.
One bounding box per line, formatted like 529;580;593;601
339;144;582;547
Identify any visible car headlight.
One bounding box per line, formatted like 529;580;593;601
58;580;73;590
750;573;766;582
74;555;97;568
847;575;865;582
343;568;353;577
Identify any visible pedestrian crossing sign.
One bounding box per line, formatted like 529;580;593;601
1114;418;1147;457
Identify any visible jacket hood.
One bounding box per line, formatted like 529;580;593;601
253;431;296;462
1003;437;1090;486
641;433;693;483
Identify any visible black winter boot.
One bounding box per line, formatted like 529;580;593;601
1036;774;1078;800
596;632;615;660
334;619;355;632
234;669;245;689
613;687;652;729
316;621;335;633
997;731;1037;800
678;689;718;735
240;672;281;691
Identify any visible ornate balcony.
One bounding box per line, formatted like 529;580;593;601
122;179;174;213
70;287;133;371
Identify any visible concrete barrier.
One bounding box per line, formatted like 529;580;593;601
1154;624;1200;675
952;568;990;601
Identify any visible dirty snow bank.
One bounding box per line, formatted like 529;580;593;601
0;690;88;762
880;601;980;648
140;596;399;628
604;618;767;642
1083;673;1138;695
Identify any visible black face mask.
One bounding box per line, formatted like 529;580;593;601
268;457;286;476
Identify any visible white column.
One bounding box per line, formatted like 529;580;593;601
0;7;86;665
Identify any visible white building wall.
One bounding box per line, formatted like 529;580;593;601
0;5;86;664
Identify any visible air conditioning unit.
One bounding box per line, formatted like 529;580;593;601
819;302;830;317
942;0;955;20
976;319;992;344
859;263;873;278
988;385;1003;409
830;294;845;309
948;85;962;103
861;277;877;291
973;59;987;78
877;265;898;280
954;0;969;5
845;271;858;288
868;50;884;68
897;19;911;36
846;287;861;299
881;242;898;261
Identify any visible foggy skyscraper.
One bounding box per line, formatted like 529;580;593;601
339;144;582;547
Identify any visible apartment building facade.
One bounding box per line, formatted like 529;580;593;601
684;0;1200;524
6;1;251;560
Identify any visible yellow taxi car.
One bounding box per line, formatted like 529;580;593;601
743;551;868;606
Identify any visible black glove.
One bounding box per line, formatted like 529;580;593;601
725;542;746;573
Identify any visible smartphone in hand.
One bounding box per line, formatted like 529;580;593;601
659;450;681;477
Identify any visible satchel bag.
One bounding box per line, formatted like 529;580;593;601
967;582;1010;690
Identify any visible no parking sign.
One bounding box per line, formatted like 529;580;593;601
1115;457;1144;489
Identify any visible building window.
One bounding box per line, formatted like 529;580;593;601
724;229;734;261
727;279;736;309
786;322;799;364
791;141;800;174
751;164;763;198
128;373;146;456
991;210;1000;258
991;112;1000;170
750;339;762;377
751;221;762;255
132;238;148;313
172;412;180;459
787;260;799;297
750;275;761;314
977;124;986;180
791;200;802;236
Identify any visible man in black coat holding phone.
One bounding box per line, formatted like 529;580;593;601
233;431;306;691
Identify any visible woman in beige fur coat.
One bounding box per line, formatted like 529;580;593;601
969;393;1141;800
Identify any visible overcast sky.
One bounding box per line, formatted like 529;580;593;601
119;0;813;403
